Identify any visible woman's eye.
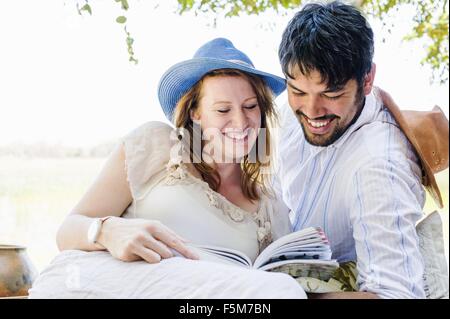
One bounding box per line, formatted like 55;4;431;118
244;104;258;110
217;109;230;113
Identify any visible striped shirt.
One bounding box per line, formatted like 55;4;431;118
275;92;426;298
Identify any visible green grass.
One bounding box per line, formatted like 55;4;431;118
0;156;107;270
0;156;448;272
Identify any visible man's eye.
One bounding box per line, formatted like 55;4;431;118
292;91;305;96
324;94;342;100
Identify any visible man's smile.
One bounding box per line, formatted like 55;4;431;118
305;117;336;134
297;112;339;136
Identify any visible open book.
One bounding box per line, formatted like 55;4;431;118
188;227;339;281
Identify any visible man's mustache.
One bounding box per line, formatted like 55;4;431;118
296;111;340;121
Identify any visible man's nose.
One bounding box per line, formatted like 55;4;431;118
301;95;326;119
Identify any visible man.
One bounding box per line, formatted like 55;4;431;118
276;1;426;298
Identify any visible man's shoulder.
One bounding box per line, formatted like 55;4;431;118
344;114;415;164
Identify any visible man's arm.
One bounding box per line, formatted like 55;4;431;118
347;150;426;299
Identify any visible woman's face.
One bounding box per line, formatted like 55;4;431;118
191;75;262;164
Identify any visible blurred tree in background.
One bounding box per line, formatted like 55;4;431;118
77;0;449;83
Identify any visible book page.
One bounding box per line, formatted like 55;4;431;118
254;227;325;268
268;243;330;258
260;260;339;281
264;250;333;264
188;244;252;267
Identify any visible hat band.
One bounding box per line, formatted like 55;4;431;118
227;59;254;68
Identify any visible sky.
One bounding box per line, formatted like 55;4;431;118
0;0;448;147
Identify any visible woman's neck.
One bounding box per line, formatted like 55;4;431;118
214;162;241;187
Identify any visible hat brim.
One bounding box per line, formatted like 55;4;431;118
402;125;444;209
422;159;444;209
375;88;446;210
396;121;444;209
158;57;286;122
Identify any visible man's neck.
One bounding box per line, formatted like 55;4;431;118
348;96;366;129
328;96;366;147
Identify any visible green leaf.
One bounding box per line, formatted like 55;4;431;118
121;0;129;10
116;16;127;24
114;0;129;10
80;4;92;15
178;0;194;14
129;56;139;64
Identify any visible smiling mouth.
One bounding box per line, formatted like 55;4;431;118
306;118;333;128
301;115;337;135
222;128;251;142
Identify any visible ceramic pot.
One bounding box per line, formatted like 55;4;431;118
0;245;37;297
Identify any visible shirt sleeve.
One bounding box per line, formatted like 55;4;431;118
266;178;293;241
121;121;175;201
349;156;426;299
270;146;295;235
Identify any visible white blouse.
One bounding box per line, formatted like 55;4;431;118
120;121;292;262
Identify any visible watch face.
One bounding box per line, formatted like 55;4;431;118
87;219;101;244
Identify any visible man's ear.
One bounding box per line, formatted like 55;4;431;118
363;63;376;95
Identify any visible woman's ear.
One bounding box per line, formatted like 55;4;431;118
363;63;376;95
190;108;200;122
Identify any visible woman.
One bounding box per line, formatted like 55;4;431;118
28;38;307;299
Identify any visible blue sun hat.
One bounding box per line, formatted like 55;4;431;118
158;37;286;122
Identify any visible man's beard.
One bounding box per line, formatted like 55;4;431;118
296;87;365;147
297;114;343;147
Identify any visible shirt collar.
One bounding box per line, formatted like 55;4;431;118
323;91;382;149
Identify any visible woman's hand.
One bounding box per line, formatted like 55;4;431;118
97;217;199;264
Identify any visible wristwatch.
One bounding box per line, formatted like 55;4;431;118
87;216;113;245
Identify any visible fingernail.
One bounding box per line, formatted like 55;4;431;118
191;252;200;260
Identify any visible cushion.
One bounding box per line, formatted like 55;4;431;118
416;211;449;299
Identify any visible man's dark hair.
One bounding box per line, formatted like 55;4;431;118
278;1;374;90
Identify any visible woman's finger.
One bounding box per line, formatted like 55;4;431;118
133;245;162;264
151;227;199;260
163;227;189;243
140;235;173;259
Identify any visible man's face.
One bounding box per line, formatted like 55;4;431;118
287;68;372;147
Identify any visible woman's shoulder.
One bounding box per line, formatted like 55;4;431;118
123;121;177;151
125;120;175;140
121;121;177;200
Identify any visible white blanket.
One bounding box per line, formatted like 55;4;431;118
28;250;306;299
